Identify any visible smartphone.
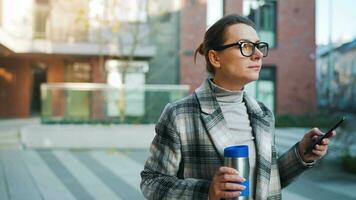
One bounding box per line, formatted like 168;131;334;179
303;116;346;155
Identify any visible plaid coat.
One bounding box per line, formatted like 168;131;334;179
141;79;313;200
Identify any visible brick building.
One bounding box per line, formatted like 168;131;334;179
180;0;316;114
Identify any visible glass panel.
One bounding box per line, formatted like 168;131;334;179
40;83;189;124
105;60;148;118
125;73;145;116
65;90;90;121
41;85;52;119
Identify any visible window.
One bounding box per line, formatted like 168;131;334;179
65;62;92;82
206;0;224;29
33;0;49;39
245;66;276;112
243;0;277;48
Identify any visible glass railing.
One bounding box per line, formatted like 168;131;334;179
41;83;189;124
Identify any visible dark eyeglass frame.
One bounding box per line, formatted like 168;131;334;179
212;40;269;57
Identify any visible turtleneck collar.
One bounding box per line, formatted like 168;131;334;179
208;79;244;103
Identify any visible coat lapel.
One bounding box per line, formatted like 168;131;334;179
244;93;273;200
194;79;231;162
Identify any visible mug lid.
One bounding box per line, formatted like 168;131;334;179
224;145;249;158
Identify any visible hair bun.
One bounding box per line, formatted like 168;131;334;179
194;43;205;63
198;43;204;55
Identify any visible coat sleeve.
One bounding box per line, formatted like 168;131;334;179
140;103;210;200
260;100;315;188
277;142;315;188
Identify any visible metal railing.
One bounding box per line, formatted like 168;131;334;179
41;83;189;124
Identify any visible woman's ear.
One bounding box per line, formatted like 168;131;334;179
208;50;221;69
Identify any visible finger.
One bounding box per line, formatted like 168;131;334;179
314;144;327;151
220;191;240;199
330;130;337;138
312;148;325;157
217;167;238;175
220;174;245;183
321;138;330;145
307;128;322;138
312;135;319;141
220;182;246;191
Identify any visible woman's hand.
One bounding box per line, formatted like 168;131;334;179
298;128;336;162
208;166;246;200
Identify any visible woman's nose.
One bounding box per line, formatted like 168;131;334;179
251;48;263;60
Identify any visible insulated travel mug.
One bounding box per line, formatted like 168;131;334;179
224;145;249;200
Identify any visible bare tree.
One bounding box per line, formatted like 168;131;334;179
47;0;174;122
96;0;150;122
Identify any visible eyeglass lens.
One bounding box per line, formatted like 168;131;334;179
241;42;268;57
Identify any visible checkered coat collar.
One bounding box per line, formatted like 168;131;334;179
194;79;273;199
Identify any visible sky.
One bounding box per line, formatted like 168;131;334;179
316;0;356;45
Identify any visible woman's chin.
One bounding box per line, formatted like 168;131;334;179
248;74;260;82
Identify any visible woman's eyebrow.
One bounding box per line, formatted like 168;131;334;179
237;39;260;43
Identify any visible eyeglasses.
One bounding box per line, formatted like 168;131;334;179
212;40;269;57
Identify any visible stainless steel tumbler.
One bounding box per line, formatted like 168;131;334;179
224;145;249;200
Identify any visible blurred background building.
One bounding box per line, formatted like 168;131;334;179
0;0;355;122
0;0;182;121
317;39;356;112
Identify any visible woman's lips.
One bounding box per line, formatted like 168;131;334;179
248;65;261;69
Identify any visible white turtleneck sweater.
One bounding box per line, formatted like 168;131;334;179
209;79;256;199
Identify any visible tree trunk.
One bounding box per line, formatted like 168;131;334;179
118;65;128;123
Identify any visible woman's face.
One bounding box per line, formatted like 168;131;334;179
211;23;263;91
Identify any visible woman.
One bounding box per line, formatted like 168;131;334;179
140;14;334;200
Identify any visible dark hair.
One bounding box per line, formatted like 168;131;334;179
194;14;255;74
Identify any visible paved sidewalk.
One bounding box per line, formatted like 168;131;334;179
1;118;356;200
1;148;355;200
0;149;147;200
